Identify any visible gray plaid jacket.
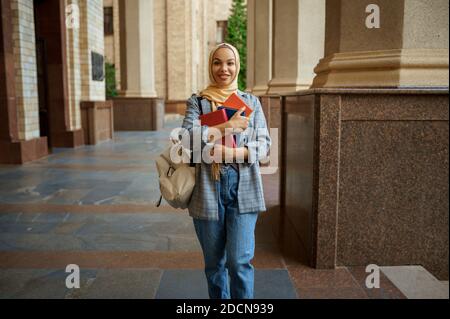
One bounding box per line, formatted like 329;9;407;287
181;90;272;221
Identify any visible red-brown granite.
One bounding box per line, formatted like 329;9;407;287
287;264;369;299
50;152;160;161
315;95;341;269
80;101;114;145
280;89;449;280
288;266;359;289
337;119;448;280
0;249;285;269
0;204;186;214
112;97;165;131
19;164;155;172
0;137;49;164
297;287;368;299
0;251;203;269
282;94;316;265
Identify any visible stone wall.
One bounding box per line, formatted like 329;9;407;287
154;0;167;99
67;0;105;131
65;0;82;131
10;0;39;140
86;0;105;101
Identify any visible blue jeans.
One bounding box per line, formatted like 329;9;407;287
193;165;258;299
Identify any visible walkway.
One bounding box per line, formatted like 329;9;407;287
0;115;446;299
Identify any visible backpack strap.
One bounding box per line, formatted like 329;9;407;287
189;96;204;167
155;165;172;207
197;95;204;115
155;194;163;207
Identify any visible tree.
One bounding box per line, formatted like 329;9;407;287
105;61;118;98
226;0;247;91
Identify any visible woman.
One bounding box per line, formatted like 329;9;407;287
181;43;271;299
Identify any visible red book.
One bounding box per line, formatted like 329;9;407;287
223;92;253;117
200;109;236;148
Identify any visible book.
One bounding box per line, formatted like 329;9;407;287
199;109;236;148
217;106;246;119
222;92;253;117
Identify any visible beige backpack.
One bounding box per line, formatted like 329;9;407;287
155;136;195;209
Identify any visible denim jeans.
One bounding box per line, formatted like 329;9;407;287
193;165;258;299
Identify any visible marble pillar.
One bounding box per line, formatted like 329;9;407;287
312;0;449;88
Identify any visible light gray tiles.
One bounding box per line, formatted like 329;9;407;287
381;266;449;299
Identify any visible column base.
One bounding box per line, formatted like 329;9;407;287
112;97;165;131
0;137;49;164
165;100;187;115
51;129;84;148
252;84;270;96
81;100;114;145
267;78;311;95
118;90;158;98
312;49;449;88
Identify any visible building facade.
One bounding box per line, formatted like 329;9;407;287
0;0;233;163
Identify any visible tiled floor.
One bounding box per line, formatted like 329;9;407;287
0;115;447;299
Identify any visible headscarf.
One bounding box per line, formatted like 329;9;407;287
200;43;241;110
199;43;241;181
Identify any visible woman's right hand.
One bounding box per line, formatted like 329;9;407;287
227;107;249;133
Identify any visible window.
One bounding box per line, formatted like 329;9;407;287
216;21;228;44
104;7;113;36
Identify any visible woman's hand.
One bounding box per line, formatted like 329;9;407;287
208;107;249;144
227;107;249;133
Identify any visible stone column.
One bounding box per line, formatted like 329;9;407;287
119;0;157;97
10;0;40;141
0;0;19;145
112;0;121;91
0;0;48;163
66;0;82;131
312;0;449;88
78;0;111;146
246;0;255;92
268;0;325;94
166;0;191;101
115;0;163;131
79;0;105;102
250;0;272;96
153;0;167;99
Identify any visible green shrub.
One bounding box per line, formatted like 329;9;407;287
226;0;247;91
105;61;118;98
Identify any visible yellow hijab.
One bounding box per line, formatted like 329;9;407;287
199;43;241;181
200;43;241;110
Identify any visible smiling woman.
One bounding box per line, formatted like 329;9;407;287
212;48;237;87
180;42;272;300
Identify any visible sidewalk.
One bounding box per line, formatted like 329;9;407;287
0;115;446;299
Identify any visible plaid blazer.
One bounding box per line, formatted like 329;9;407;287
181;90;272;221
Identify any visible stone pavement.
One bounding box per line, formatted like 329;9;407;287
0;115;446;299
